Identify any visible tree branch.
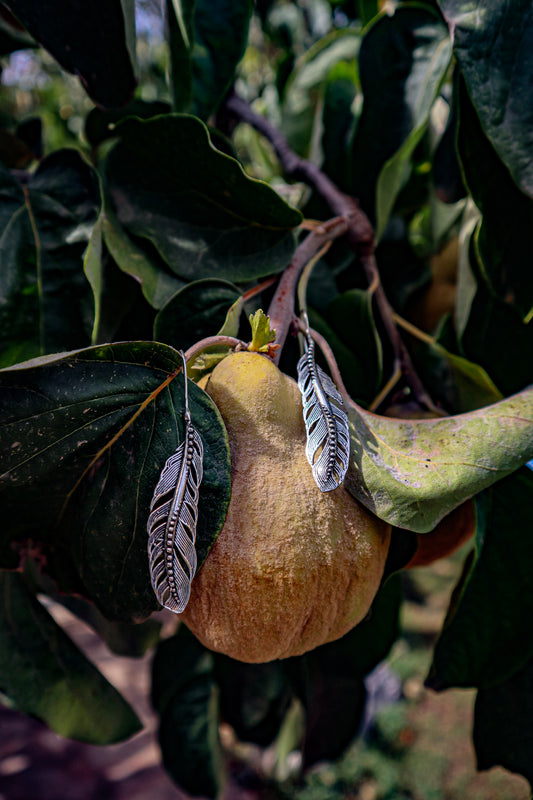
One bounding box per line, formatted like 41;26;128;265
225;92;436;409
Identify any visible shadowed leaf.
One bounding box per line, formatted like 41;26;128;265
0;151;101;367
105;115;301;283
4;0;135;107
0;571;141;743
0;342;231;620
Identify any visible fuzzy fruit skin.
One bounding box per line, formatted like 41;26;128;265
181;352;391;663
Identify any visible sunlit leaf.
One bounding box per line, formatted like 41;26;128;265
345;387;533;532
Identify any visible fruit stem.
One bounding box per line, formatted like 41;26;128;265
183;335;245;363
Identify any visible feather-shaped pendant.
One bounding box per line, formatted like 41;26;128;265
297;330;350;492
147;355;203;613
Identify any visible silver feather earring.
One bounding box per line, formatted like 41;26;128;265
297;312;350;492
147;351;204;613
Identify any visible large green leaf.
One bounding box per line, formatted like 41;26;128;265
154;279;241;351
152;626;223;799
0;571;141;744
474;655;533;788
457;81;533;318
352;4;452;226
428;470;533;690
105;115;301;283
0;151;101;368
345;386;533;532
439;0;533;200
4;0;135;107
0;342;231;620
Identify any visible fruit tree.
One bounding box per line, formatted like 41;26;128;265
0;0;532;795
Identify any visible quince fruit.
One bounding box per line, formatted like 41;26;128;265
181;352;391;663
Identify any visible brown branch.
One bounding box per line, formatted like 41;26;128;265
266;217;350;363
225;93;374;249
225;92;436;409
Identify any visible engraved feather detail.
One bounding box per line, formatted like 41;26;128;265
297;335;350;492
147;359;204;614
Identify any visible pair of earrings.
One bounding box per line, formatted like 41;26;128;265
147;325;350;615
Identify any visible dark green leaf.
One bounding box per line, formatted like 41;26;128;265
439;0;533;199
407;332;503;413
0;151;101;367
85;237;144;345
281;30;361;157
474;655;533;788
105;115;301;283
0;4;35;54
286;576;401;767
152;626;222;799
325;288;383;400
215;657;292;747
0;342;231;620
356;0;380;26
4;0;135;107
84;100;171;146
460;277;533;398
457;82;533;318
307;291;383;409
154;279;241;351
192;0;253;119
166;0;194;112
429;470;533;690
167;0;252;118
352;5;452;228
0;571;141;743
102;204;184;310
345;386;533;532
321;61;360;192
